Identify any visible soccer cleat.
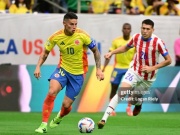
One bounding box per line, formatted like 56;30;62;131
133;104;142;116
49;111;63;128
35;123;47;133
126;106;133;116
110;111;116;116
97;120;105;129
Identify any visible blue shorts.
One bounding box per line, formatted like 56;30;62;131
110;68;128;85
48;67;84;101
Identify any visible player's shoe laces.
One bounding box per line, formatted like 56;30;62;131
49;111;63;128
35;123;47;133
110;111;116;116
133;104;142;116
97;120;105;129
126;106;133;116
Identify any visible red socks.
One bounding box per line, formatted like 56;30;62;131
128;102;131;107
42;94;56;122
60;106;72;117
42;94;72;122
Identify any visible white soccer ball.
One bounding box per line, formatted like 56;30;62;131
78;117;95;133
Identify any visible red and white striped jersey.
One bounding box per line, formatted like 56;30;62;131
127;33;169;81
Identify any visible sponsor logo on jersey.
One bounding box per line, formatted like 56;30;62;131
60;41;65;45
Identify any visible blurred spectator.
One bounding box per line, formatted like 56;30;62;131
67;0;91;13
9;0;32;13
131;0;146;14
145;0;164;15
58;0;67;13
0;0;11;13
33;0;54;13
90;0;110;14
160;0;180;15
122;0;137;15
174;29;180;66
29;0;34;10
108;0;121;14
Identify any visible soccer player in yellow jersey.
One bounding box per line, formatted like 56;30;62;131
34;12;104;134
102;23;135;116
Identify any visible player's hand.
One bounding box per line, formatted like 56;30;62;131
96;68;104;81
141;65;154;73
34;67;41;79
104;52;112;59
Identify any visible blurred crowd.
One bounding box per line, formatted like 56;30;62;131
0;0;180;15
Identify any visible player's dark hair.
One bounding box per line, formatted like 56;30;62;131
142;19;154;28
63;12;78;20
123;23;131;28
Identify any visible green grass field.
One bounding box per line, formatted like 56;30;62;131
0;112;179;135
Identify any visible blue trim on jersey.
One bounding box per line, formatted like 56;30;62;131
141;36;152;42
88;39;96;49
162;52;168;57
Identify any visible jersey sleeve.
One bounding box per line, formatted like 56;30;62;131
81;31;94;48
44;38;56;51
88;39;96;49
109;39;117;51
126;34;136;48
158;39;169;57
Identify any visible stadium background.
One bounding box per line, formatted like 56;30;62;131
0;14;180;113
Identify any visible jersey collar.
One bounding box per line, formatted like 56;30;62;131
141;36;152;42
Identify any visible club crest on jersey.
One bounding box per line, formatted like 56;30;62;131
74;39;80;45
54;73;60;78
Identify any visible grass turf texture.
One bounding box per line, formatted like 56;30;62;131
0;112;179;135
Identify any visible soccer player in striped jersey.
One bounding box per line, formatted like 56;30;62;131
34;12;104;133
102;23;135;116
98;19;172;129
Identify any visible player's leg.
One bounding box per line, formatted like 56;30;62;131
50;96;73;128
35;79;62;133
132;87;143;116
132;80;153;116
109;68;127;116
98;68;138;129
50;69;84;128
35;68;65;133
109;83;119;116
126;94;133;116
98;82;132;129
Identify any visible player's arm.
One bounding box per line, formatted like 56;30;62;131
102;50;111;72
141;54;172;73
34;48;50;79
153;54;171;70
90;46;104;81
105;45;130;59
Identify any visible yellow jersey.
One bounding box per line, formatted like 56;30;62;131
131;0;145;13
91;0;110;13
9;4;31;14
0;0;7;10
109;36;135;69
45;28;92;75
160;2;180;15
